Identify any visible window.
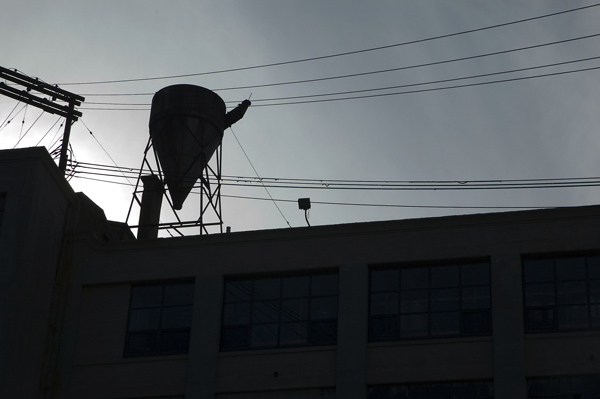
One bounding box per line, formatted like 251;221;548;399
368;381;494;399
528;375;600;398
369;261;491;341
0;193;5;232
124;281;194;357
523;254;600;333
220;272;338;351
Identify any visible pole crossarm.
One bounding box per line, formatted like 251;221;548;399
0;66;84;119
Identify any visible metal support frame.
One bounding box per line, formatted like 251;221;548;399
126;137;224;237
0;66;84;175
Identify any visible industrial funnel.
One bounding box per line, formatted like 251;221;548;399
149;84;250;210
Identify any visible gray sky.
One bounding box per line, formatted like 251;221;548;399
2;1;600;234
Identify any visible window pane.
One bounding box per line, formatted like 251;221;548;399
310;320;336;344
126;282;194;357
129;308;160;331
250;324;278;347
462;286;490;310
461;263;490;286
431;312;460;336
223;302;251;325
526;308;554;331
370;316;398;341
590;280;600;304
400;289;428;313
280;322;308;346
160;329;190;353
523;259;554;282
525;283;555;306
254;278;281;300
311;274;338;296
591;304;600;328
162;305;193;329
431;266;459;288
588;256;600;279
225;280;252;302
558;305;589;330
164;283;194;306
371;269;399;292
131;285;162;308
401;268;428;290
400;313;428;338
127;332;158;354
311;297;338;320
282;276;310;298
463;310;491;334
281;298;309;321
221;326;248;350
556;257;586;281
252;300;279;323
371;292;399;316
557;281;588;305
431;288;459;311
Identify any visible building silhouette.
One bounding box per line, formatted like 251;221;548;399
1;147;599;399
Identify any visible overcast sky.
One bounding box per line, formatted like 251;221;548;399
2;1;600;235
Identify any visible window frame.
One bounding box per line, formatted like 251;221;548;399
369;260;492;342
523;253;600;334
220;271;339;351
124;280;195;358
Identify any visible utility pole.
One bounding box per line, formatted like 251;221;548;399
0;66;84;174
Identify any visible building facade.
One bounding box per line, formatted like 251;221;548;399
1;147;600;399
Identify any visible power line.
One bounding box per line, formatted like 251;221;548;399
66;174;575;211
71;160;600;186
57;3;600;86
78;33;600;99
82;55;600;107
13;109;44;148
229;126;292;228
79;119;136;187
78;63;600;110
69;165;600;191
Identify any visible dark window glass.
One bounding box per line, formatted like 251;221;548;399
221;272;338;351
0;193;5;232
368;381;494;399
401;268;428;290
371;292;399;315
254;278;280;300
371;269;399;292
524;259;554;282
528;375;600;399
400;313;428;338
524;254;600;333
124;281;194;357
431;265;459;288
462;262;490;285
370;261;491;341
282;276;310;298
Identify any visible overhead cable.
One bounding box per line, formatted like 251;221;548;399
82;55;600;106
57;3;600;86
78;64;600;110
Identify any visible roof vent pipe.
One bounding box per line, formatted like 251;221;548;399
137;174;164;239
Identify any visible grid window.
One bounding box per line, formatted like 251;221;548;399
368;381;494;399
528;375;600;399
369;261;491;342
220;272;338;351
524;254;600;333
124;281;194;357
0;193;5;232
